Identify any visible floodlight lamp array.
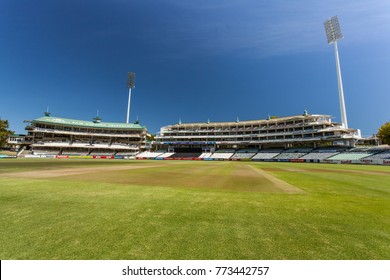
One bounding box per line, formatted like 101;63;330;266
127;72;136;89
324;16;343;44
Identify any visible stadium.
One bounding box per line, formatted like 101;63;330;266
8;111;149;159
2;104;389;260
148;111;389;165
1;15;389;262
4;18;389;165
8;110;389;165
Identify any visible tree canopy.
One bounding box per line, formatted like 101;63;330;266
377;121;390;145
0;118;14;148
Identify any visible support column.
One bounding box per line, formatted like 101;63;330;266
126;88;132;124
334;42;348;128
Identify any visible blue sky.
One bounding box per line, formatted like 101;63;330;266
1;0;389;135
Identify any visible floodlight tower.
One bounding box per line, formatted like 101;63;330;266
126;72;136;124
324;16;348;128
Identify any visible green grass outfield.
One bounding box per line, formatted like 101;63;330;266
0;158;389;259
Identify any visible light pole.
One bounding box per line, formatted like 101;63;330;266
126;72;136;124
324;16;348;129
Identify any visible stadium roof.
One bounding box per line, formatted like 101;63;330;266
164;114;333;128
31;116;146;130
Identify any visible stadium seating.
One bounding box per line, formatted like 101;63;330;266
237;148;259;153
116;151;138;156
111;143;137;149
300;151;339;160
273;148;312;160
273;152;307;160
210;152;234;159
90;143;111;149
252;153;279;160
199;152;213;158
70;142;94;148
32;149;60;155
136;151;164;158
89;150;115;156
169;153;202;158
214;149;235;153
359;149;390;160
327;151;374;161
231;152;256;159
251;149;283;160
157;152;175;158
230;148;258;159
39;141;70;147
61;149;89;156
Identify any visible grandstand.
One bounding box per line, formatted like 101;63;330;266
168;152;202;159
210;149;235;160
155;112;360;154
9;110;389;165
199;152;213;159
362;149;390;160
132;145;390;165
273;148;312;160
327;147;375;161
325;147;390;161
251;149;283;161
210;153;233;160
21;112;148;157
149;112;390;165
164;147;202;159
136;151;164;159
155;152;175;159
230;148;258;160
300;150;341;160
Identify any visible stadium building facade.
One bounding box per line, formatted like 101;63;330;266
155;112;360;153
22;113;148;158
8;111;390;164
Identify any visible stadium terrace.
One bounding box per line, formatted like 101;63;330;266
5;111;390;165
155;112;359;151
13;112;149;158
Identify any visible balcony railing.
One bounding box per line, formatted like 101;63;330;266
29;127;145;138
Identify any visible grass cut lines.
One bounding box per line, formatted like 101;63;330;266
248;165;304;194
1;163;162;179
2;160;301;193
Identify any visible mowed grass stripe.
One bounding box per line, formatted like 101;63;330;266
133;162;280;192
0;159;389;259
0;158;146;174
248;164;304;193
22;161;292;193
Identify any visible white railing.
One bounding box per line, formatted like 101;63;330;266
32;127;145;138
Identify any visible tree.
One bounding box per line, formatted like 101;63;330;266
377;122;390;145
146;134;155;141
0;118;14;148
